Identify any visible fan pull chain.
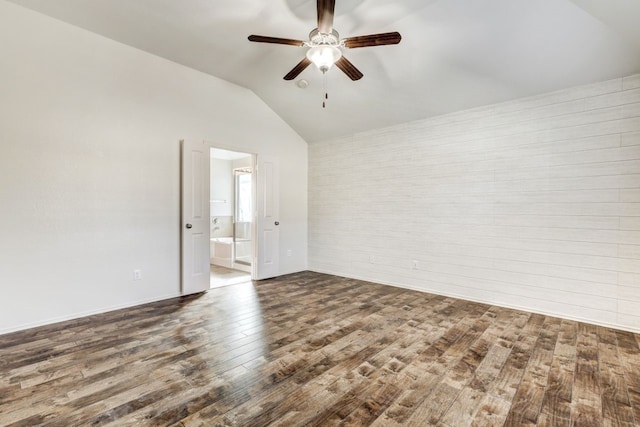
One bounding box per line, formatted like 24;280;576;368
322;70;328;108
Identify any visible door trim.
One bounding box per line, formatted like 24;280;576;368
205;142;260;281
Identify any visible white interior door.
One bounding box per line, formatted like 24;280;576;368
255;155;280;280
181;139;210;294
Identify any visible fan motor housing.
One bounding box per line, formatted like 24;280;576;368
308;28;340;47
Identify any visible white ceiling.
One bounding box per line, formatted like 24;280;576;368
7;0;640;142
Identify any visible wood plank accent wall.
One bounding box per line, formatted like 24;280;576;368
309;73;640;333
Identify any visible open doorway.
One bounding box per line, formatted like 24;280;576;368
209;147;254;288
181;140;280;295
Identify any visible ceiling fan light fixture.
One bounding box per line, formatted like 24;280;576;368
306;45;342;73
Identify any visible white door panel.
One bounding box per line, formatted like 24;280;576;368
256;156;279;280
181;139;210;295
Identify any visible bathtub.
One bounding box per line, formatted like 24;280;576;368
210;237;234;268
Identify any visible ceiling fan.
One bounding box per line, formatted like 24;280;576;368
248;0;401;105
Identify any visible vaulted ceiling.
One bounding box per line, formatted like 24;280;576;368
7;0;640;142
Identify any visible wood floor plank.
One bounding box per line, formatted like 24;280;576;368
597;326;636;427
469;393;512;427
167;294;425;425
570;323;604;427
537;319;577;426
324;309;451;424
485;313;544;402
614;330;640;426
503;316;562;426
1;271;639;426
369;302;493;426
466;309;534;426
278;295;458;426
406;306;524;426
209;295;425;426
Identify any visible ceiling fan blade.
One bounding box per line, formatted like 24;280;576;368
248;35;304;47
317;0;336;34
334;56;363;81
284;58;312;80
343;32;402;48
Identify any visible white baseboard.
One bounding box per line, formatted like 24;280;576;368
307;268;640;335
0;292;181;335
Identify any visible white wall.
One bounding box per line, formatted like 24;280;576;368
310;74;640;332
0;1;308;334
210;157;234;217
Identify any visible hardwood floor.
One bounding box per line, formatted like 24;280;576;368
1;271;639;426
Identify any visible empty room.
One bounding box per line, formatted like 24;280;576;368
1;0;639;426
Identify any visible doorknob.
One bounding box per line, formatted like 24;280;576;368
185;224;193;229
274;221;279;226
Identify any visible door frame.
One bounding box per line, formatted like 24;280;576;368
232;166;254;270
205;142;258;281
182;139;280;291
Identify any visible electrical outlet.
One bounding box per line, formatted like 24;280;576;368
369;255;375;264
412;260;419;270
287;249;292;257
133;269;142;281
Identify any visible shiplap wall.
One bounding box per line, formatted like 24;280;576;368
309;73;640;333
